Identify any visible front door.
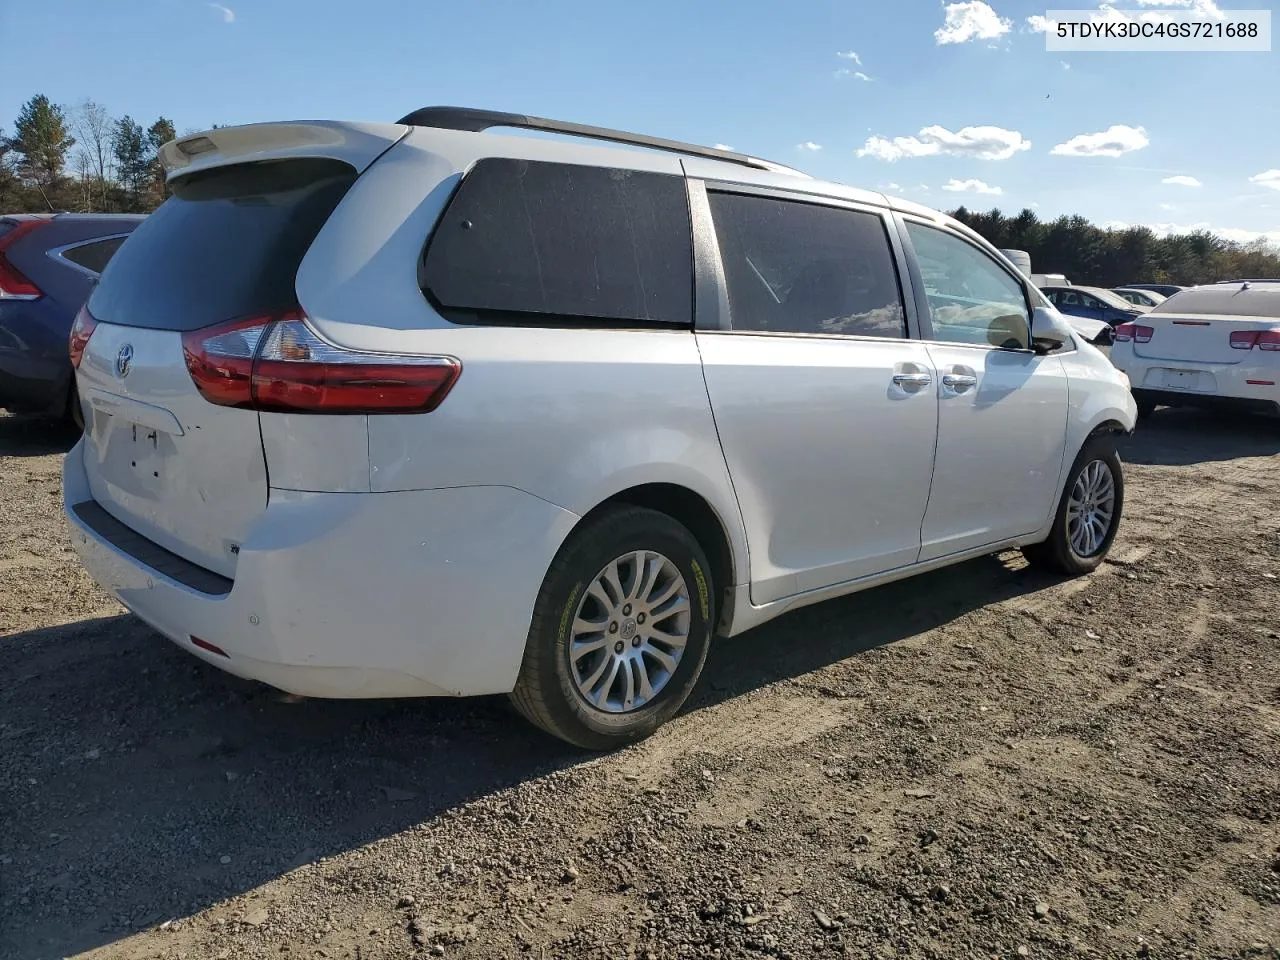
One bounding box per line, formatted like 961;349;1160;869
900;220;1070;560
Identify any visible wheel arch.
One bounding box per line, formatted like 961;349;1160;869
574;482;741;635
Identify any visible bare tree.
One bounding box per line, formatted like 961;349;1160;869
74;150;93;211
71;99;113;209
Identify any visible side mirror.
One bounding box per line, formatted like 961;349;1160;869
1030;306;1069;355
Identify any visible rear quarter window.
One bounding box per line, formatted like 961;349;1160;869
421;158;693;327
60;236;127;275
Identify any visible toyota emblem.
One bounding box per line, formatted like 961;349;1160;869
115;344;134;379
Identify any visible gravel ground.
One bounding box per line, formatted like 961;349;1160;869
2;410;1278;960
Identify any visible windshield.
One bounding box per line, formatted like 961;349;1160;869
1086;288;1140;310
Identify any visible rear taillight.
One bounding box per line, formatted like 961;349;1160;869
1228;329;1280;351
181;309;461;414
69;305;98;368
0;220;50;300
1230;331;1258;350
1114;323;1153;343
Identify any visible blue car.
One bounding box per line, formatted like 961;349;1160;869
1039;284;1149;331
0;213;145;425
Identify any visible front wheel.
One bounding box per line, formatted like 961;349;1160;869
1022;437;1125;575
509;506;714;750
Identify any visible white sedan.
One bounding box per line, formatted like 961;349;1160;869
1110;281;1280;419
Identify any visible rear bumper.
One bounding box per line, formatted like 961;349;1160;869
1115;352;1280;415
63;439;579;698
0;299;73;415
1132;387;1280;417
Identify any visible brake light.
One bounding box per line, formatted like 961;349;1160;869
182;309;461;414
69;305;98;368
1228;329;1280;351
0;220;50;300
1114;323;1153;343
1231;331;1259;350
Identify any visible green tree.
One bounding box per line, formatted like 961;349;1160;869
146;116;176;203
112;115;148;202
13;94;75;186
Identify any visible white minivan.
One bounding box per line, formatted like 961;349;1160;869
64;108;1137;749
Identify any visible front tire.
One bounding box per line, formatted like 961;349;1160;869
509;506;714;750
1023;436;1125;575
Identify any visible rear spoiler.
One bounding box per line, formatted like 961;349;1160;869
159;121;410;181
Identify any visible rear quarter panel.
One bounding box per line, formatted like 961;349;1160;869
293;131;750;586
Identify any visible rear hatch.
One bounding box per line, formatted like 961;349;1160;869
75;124;403;577
1130;286;1280;364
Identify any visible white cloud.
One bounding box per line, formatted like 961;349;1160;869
1249;169;1280;191
1050;124;1149;157
942;178;1003;195
1161;175;1202;187
1159;203;1176;211
1025;15;1057;32
1030;201;1041;208
935;1;1011;44
837;50;862;63
1125;0;1223;18
797;141;822;151
887;182;902;191
917;184;931;192
714;143;734;151
208;2;235;22
835;68;874;81
1060;60;1071;70
1104;218;1280;247
857;124;1031;162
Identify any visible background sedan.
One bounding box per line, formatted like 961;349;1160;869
0;213;145;426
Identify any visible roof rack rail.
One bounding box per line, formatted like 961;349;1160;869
396;106;809;178
1214;277;1280;284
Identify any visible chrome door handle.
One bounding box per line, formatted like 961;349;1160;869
892;373;933;387
942;374;978;389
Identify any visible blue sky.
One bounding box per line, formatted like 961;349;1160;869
2;0;1277;243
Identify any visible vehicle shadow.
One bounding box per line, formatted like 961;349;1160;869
1121;407;1280;466
0;552;1062;959
0;413;79;458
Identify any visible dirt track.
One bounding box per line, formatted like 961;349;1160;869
2;411;1278;960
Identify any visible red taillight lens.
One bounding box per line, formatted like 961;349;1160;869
0;220;50;299
69;305;98;368
1230;330;1260;350
182;309;461;414
1114;323;1153;344
1257;330;1280;352
182;314;271;408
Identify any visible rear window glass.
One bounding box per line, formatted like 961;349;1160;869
61;236;127;275
88;158;356;331
1153;286;1280;318
422;158;692;327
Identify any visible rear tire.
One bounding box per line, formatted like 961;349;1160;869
509;506;714;751
1022;435;1125;576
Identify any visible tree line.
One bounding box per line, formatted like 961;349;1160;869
0;93;187;214
949;206;1280;287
